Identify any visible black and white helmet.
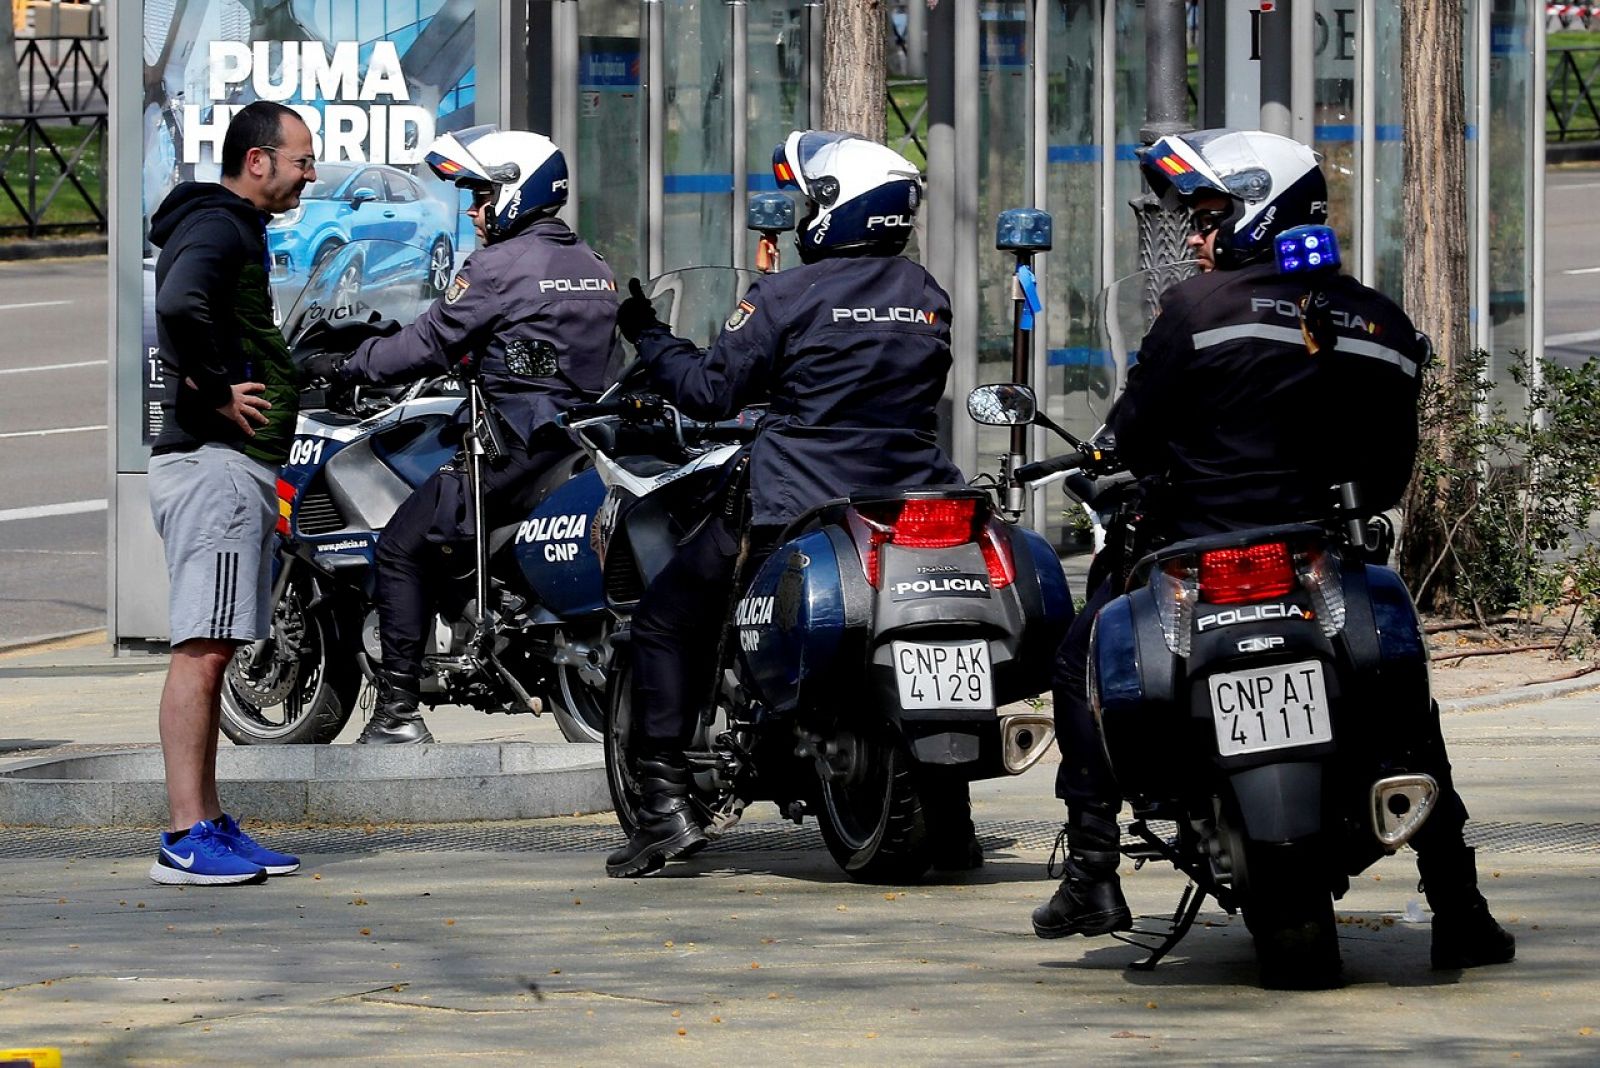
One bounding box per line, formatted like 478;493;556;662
424;125;568;243
1138;129;1328;270
772;130;922;262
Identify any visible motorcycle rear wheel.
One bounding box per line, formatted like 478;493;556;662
220;577;361;746
1239;840;1342;990
815;731;939;884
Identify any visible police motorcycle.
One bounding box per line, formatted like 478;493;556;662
975;230;1444;987
572;198;1072;883
219;238;618;745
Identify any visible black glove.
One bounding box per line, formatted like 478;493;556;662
300;350;348;386
617;277;663;345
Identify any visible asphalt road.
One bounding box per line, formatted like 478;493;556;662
1;165;1597;646
0;256;109;646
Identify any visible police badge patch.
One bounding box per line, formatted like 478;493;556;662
726;299;757;332
445;274;471;305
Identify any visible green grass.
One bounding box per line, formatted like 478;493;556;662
0;120;106;232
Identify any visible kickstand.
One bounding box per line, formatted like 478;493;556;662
1111;880;1209;971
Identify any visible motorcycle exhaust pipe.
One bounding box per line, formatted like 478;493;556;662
1370;773;1439;849
998;711;1055;775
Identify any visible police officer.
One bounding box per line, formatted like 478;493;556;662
1031;130;1515;973
305;126;618;744
604;131;967;878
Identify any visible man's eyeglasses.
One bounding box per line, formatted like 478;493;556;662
255;146;316;172
1189;208;1230;238
468;188;495;210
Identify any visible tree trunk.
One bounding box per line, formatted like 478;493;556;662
1;8;25;115
1398;0;1470;611
822;0;886;141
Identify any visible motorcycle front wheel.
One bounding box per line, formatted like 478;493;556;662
220;575;362;745
815;729;940;884
603;659;645;835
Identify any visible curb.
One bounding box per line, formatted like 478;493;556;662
1440;671;1600;713
0;628;104;658
0;237;106;261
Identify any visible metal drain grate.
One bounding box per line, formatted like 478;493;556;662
0;818;1593;860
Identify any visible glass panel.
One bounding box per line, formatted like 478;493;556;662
1370;0;1405;296
974;0;1034;471
1042;0;1107;551
1312;0;1359;263
745;0;810;265
1485;0;1532;391
1045;0;1109;443
1113;0;1148;282
663;0;733;271
577;0;644;281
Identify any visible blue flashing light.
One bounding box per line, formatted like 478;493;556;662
1275;224;1341;274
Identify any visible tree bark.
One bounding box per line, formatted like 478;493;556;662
822;0;886;141
1;8;25;115
1398;0;1470;610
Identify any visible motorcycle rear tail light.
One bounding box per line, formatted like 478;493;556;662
856;497;1002;587
1199;542;1296;604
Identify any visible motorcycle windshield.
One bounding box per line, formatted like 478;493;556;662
279;238;449;344
644;266;765;350
1088;261;1202;405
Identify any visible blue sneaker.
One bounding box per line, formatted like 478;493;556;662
149;819;267;886
216;813;300;875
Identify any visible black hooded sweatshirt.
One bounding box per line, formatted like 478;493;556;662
148;182;298;464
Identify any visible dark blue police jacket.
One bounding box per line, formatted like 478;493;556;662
634;254;965;526
341;216;619;446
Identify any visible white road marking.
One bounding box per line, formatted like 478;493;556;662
1546;328;1600;346
0;300;72;312
1560;266;1600;275
0;424;107;439
0;499;107;523
0;359;107;376
1550;181;1600;191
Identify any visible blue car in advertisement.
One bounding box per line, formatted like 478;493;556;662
267;162;461;311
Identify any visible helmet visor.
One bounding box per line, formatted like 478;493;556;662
774;131;858;195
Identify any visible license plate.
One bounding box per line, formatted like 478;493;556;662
1208;659;1333;756
891;640;994;710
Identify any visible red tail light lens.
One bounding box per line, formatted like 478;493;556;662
892;498;981;547
1199;542;1295;604
979;520;1016;590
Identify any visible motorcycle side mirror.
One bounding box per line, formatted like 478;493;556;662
967;383;1037;426
746;192;797;233
350;188;380;209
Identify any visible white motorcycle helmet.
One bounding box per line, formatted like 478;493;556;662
772;130;922;263
424;125;568;243
1137;129;1328;270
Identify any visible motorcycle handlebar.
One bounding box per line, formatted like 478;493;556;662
1014;453;1085;483
563;394;667;423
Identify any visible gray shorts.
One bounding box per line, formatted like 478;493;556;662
147;444;278;645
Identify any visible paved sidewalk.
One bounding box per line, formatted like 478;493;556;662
1;636;1597;1064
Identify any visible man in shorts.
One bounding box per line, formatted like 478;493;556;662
145;101;311;885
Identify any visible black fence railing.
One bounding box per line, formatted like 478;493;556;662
2;35;108;237
1549;46;1600;143
0;112;108;237
14;35;109;114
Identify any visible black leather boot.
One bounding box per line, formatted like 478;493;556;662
357;670;435;745
605;750;708;878
1418;845;1516;970
1032;807;1132;939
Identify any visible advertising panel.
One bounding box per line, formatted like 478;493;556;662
137;0;482;443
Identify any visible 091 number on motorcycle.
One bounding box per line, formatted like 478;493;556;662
891;640;994;710
1207;659;1332;756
